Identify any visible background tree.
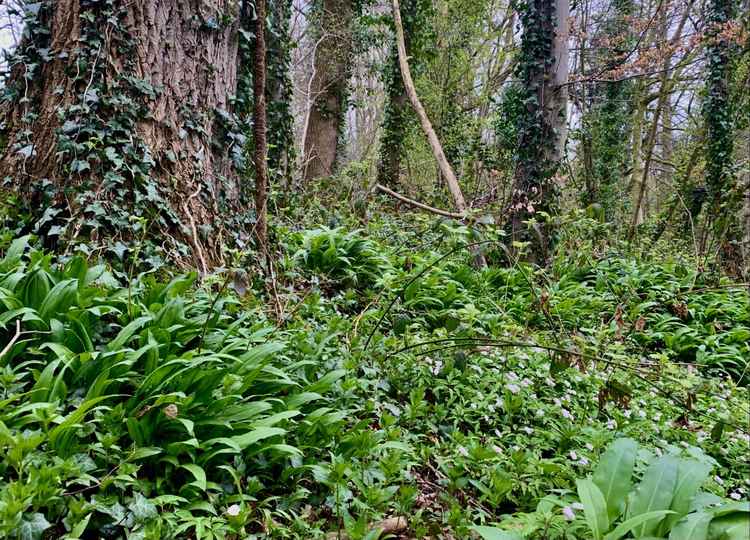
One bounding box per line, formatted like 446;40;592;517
301;0;358;182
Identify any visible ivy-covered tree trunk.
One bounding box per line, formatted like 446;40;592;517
703;0;737;242
301;0;356;182
509;0;569;260
0;0;242;267
266;0;295;186
376;0;418;187
580;0;633;220
253;0;269;256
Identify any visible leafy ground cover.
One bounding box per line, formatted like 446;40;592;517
1;214;748;539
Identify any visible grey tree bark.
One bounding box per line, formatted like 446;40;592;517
301;0;356;182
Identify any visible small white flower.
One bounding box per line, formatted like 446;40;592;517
562;506;575;521
569;451;578;461
226;504;241;517
561;408;574;420
585;443;594;451
730;492;741;500
521;378;533;387
492;445;503;454
572;503;585;511
506;383;521;394
506;372;519;381
523;426;534;434
578;457;590;466
536;409;545;417
606;419;617;430
458;446;469;457
715;475;724;486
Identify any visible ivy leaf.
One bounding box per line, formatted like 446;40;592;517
19;513;51;540
62;119;79;133
129;493;158;523
17;144;35;158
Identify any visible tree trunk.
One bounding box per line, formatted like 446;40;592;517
0;0;243;266
266;0;294;186
550;0;570;162
376;0;417;187
301;0;355;182
391;0;467;214
509;0;569;261
703;0;738;248
253;0;269;256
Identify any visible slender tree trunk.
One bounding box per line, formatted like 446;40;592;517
391;0;468;214
629;2;692;239
301;0;355;182
0;0;242;265
253;0;269;256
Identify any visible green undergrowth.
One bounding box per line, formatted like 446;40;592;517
0;215;748;539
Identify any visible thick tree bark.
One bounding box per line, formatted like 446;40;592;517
0;0;242;265
301;0;355;182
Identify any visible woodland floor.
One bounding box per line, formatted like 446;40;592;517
0;205;749;539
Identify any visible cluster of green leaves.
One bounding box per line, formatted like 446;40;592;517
291;227;392;289
475;438;749;540
574;438;748;540
0;236;352;539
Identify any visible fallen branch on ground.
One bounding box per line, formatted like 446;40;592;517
375;183;465;220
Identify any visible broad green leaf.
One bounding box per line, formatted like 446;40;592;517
0;235;29;271
49;396;111;455
107;316;152;351
577;478;610;540
181;463;207;491
129;447;163;461
19;513;51;540
627;455;679;537
65;513;91;539
707;512;750;540
661;459;713;532
470;526;524;540
604;511;675;540
38;279;78;321
228;426;285;450
708;501;750;517
668;512;712;540
593;438;638;521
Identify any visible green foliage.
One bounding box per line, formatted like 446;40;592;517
292;227;392;289
0;236;346;538
1;214;748;538
573;438;749;540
